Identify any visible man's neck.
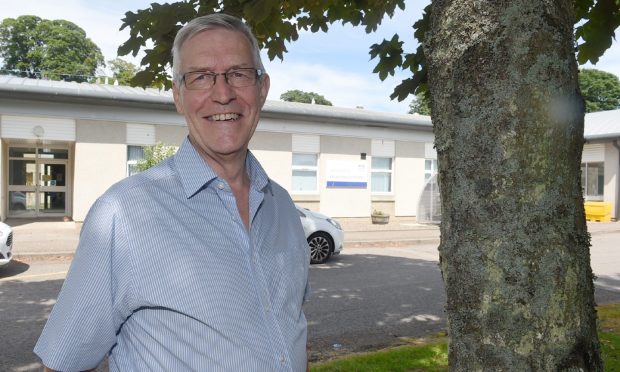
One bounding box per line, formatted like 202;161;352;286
188;137;249;187
188;138;252;229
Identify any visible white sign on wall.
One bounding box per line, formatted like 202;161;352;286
326;160;368;188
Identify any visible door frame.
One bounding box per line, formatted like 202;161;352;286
5;143;72;218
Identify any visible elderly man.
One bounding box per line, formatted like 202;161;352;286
35;13;310;371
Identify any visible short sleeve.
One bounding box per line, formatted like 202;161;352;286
34;198;131;371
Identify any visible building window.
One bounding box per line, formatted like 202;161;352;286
581;162;604;201
425;159;438;181
371;157;392;193
127;145;145;177
292;153;318;192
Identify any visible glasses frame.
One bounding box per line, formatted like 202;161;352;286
182;68;263;90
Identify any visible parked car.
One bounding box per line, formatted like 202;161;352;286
0;222;13;267
296;205;344;264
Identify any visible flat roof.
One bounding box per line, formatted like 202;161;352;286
584;109;620;142
0;75;432;131
3;75;618;140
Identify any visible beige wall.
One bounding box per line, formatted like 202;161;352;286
394;141;426;216
252;150;292;189
76;119;125;144
605;142;619;219
251;131;292;152
320;137;371;217
371;200;395;216
73;121;127;221
156;124;187;146
295;201;320;211
73;143;127;221
322;136;369;156
250;132;292;189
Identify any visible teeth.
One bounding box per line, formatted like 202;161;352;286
209;113;239;121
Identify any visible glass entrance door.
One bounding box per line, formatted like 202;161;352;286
38;161;67;214
8;146;69;217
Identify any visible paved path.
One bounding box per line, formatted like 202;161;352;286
6;216;441;257
4;216;619;258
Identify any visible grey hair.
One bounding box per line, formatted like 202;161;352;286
171;13;265;85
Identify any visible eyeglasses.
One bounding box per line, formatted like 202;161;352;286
182;68;263;90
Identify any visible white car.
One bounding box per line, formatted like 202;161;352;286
0;222;13;267
296;205;344;264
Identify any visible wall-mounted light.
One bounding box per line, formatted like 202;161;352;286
33;125;45;138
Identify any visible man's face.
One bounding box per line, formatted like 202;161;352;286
173;28;270;163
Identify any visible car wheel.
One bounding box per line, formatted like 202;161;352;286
308;232;333;264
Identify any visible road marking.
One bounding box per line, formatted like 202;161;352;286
0;271;67;282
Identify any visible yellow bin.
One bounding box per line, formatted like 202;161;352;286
584;201;612;222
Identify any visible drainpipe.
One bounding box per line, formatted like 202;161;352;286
614;140;620;221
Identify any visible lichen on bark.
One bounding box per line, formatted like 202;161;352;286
425;0;602;370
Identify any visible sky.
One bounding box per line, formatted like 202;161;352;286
2;0;620;113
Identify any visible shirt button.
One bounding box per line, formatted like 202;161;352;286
217;183;224;190
279;356;285;364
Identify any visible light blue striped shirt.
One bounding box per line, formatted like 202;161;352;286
34;137;310;371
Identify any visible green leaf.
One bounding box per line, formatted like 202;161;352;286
575;0;620;65
370;34;404;81
243;0;275;24
390;67;426;102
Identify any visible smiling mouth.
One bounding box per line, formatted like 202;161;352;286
208;113;240;121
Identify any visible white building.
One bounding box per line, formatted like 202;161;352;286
0;76;435;221
583;109;620;220
0;75;618;222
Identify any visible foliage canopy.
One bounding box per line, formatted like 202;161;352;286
579;68;620;112
0;15;104;82
107;58;139;86
408;92;431;115
118;0;405;90
118;0;620;102
280;90;333;105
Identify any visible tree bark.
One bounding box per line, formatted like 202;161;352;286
425;0;603;370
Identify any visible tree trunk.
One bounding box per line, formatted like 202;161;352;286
425;0;603;370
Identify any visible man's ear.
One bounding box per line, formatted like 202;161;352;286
172;82;185;115
259;73;270;107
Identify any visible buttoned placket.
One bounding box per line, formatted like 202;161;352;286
248;185;295;371
214;178;293;370
212;180;241;232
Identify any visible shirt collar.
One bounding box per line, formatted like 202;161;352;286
246;150;270;194
173;137;270;198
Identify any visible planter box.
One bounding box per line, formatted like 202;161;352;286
371;214;390;224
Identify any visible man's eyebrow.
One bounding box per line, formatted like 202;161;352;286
187;64;254;72
186;66;215;73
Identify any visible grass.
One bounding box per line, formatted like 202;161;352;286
310;303;620;372
599;302;620;370
310;339;448;372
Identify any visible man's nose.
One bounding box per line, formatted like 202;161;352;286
210;74;236;103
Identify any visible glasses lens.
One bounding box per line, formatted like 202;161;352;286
185;72;214;90
226;69;257;87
